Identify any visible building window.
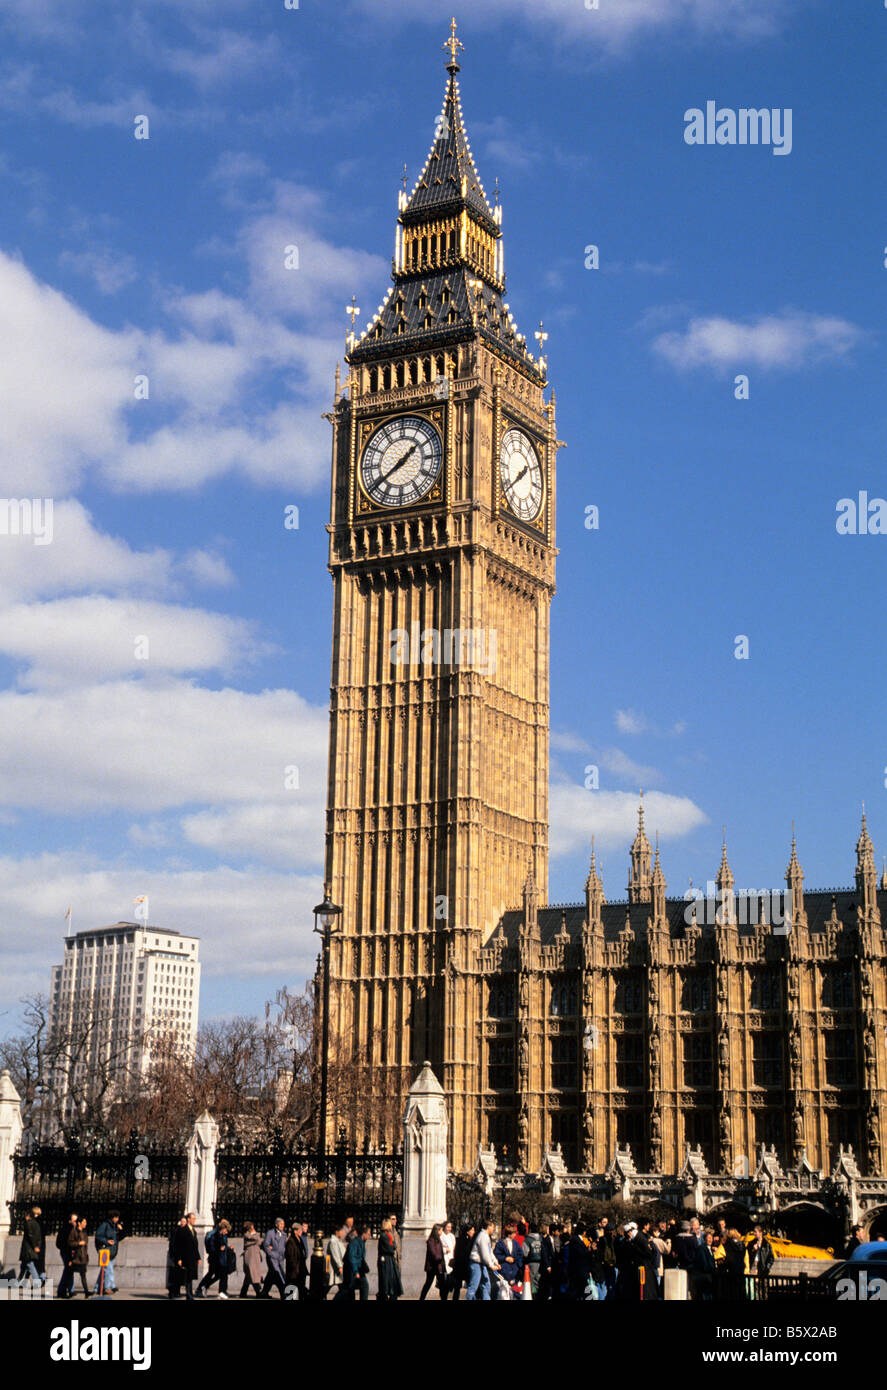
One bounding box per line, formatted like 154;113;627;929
487;1040;514;1091
616;1110;645;1161
486;1110;514;1162
681;971;711;1013
487;980;514;1018
616;1034;644;1089
549;977;577;1017
824;1031;856;1087
614;975;643;1014
683;1033;713;1089
550;1111;578;1170
684;1110;714;1167
754;1110;784;1156
821;965;854;1010
550;1035;578;1090
752;1032;784;1088
749;966;782;1012
827;1109;859;1157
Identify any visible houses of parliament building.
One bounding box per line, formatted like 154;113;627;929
317;24;887;1216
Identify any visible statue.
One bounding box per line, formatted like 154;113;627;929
718;1028;730;1072
517;1105;529;1168
518;1034;529;1085
792;1109;804;1145
519;973;529;1011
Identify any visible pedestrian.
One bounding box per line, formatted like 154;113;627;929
650;1219;671;1295
328;1223;348;1300
522;1222;542;1296
170;1212;201;1301
196;1218;232;1299
285;1221;306;1299
722;1227;747;1300
451;1222;475;1301
418;1222;448;1300
55;1213;78;1299
166;1218;186;1297
377;1218;403;1301
93;1208;123;1295
440;1219;456;1295
845;1223;866;1258
494;1221;524;1294
345;1224;370;1301
68;1217;91;1298
18;1204;45;1288
465;1219;499;1301
388;1212;402;1276
589;1229;608;1302
240;1221;264;1298
693;1231;716;1301
538;1222;556;1301
747;1224;774;1285
566;1221;592;1300
261;1218;287;1299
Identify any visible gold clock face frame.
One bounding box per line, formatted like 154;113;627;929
359;414;443;508
500;427;544;522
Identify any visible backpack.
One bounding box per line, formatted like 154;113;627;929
204;1228;217;1255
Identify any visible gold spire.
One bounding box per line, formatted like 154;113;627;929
443;16;464;71
881;857;887;892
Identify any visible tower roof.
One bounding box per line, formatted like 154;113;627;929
402;25;497;234
630;791;651;854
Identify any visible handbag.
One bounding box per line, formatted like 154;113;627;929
225;1246;236;1274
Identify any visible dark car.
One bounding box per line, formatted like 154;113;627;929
817;1241;887;1299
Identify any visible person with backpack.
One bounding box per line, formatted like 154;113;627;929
93;1209;123;1295
195;1218;233;1298
523;1223;543;1297
18;1205;45;1288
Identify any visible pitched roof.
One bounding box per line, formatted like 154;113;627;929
402;68;497;234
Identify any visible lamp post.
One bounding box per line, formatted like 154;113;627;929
313;889;342;1229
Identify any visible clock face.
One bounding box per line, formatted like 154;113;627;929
500;428;543;521
360;415;442;507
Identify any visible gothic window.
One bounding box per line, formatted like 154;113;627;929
418;292;427;310
754;1110;784;1156
616;1033;644;1089
616;1110;645;1161
824;1030;857;1087
614;975;643;1014
486;1110;514;1160
684;1110;714;1167
369;368;379;392
550;1111;578;1170
749;966;782;1012
435;354;445;376
683;1033;714;1089
827;1109;859;1156
549;976;577;1017
382;366;391;390
680;970;711;1013
422;356;432;381
821;964;854;1010
396;362;405;386
752;1032;784;1088
410;240;418;267
487;1039;514;1090
487;979;514;1018
448;229;456;255
550;1034;578;1089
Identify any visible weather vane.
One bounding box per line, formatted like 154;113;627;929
345;296;361;330
535;321;549;358
401;162;408;192
443;17;464;69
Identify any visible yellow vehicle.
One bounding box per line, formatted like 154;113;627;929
745;1232;834;1262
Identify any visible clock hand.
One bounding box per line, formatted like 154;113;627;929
381;442;419;481
511;464;529;486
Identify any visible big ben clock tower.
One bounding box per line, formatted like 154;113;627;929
322;22;560;1164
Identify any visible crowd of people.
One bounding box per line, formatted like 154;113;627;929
13;1200;878;1301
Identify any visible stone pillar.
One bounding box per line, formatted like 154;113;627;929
0;1070;23;1238
185;1110;219;1238
402;1061;448;1236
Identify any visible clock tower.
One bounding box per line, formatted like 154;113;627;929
322;23;560;1164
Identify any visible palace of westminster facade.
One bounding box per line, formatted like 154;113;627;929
317;27;887;1212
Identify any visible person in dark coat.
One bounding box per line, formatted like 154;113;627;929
344;1226;370;1301
418;1223;447;1300
450;1223;475;1301
261;1219;287;1299
240;1222;264;1298
56;1213;78;1299
845;1224;866;1258
170;1212;201;1300
68;1217;91;1297
493;1223;524;1294
93;1209;123;1295
747;1225;774;1282
290;1223;311;1295
693;1231;717;1301
377;1218;402;1301
196;1218;232;1298
566;1222;592;1301
722;1228;747;1300
18;1205;46;1287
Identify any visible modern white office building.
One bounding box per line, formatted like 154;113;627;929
46;921;200;1134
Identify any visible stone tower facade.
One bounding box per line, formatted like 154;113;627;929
321;27;559;1144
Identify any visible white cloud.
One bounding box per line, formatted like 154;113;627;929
0;597;265;688
615;708;649;735
0;852;323;1014
158;29;282;90
549;785;707;859
182;802;322;871
0;680;328;813
351;0;792;47
653;311;865;371
58;247;138;295
598;747;661;787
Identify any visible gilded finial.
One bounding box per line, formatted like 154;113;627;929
494;176;500;206
401;162;408;192
443;16;464;71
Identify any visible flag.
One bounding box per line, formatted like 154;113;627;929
134;895;148;922
64;907;72;935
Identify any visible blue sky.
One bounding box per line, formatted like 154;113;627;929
0;0;884;1027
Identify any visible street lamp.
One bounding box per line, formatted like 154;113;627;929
313;889;342;1210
